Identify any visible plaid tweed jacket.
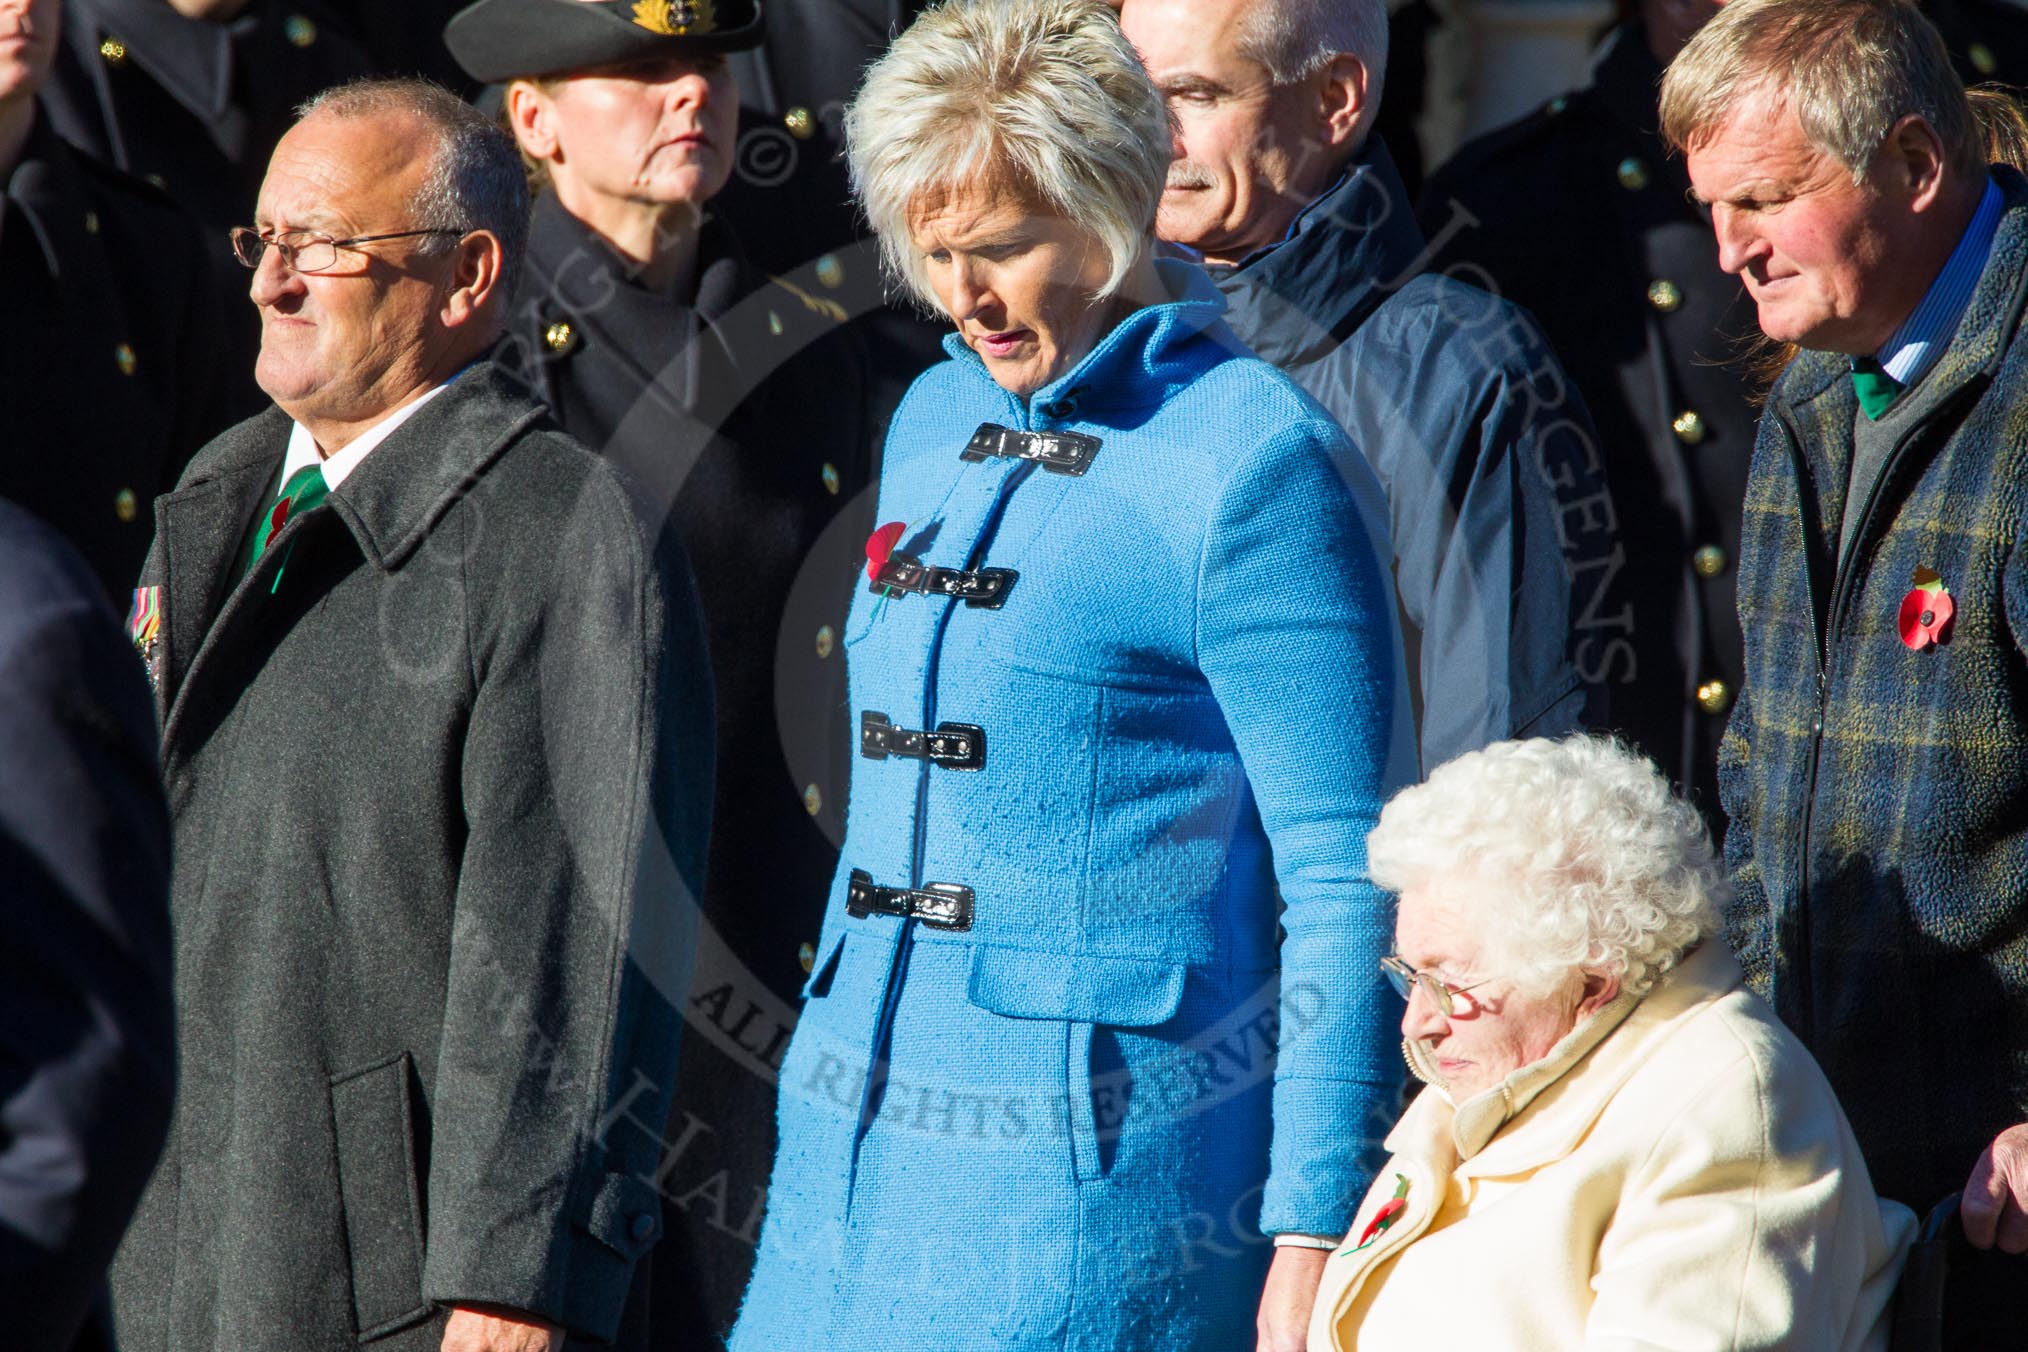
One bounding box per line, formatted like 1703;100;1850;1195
1719;167;2028;1216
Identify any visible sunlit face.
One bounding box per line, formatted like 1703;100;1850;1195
907;180;1120;398
524;53;739;215
1394;876;1592;1104
249;110;463;425
1686;95;1918;353
1121;0;1326;264
0;0;58;107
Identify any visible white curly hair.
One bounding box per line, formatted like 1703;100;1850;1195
843;0;1171;311
1367;735;1728;999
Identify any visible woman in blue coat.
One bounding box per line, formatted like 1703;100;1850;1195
731;2;1415;1346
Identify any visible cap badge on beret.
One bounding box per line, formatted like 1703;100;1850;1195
632;0;716;36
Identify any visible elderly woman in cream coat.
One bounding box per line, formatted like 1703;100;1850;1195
1311;736;1914;1351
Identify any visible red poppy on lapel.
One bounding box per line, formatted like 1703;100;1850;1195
865;522;907;579
1899;567;1955;650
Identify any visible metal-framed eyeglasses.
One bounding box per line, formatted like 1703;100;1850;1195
1380;955;1491;1016
228;227;468;275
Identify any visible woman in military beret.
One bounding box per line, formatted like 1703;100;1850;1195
731;1;1414;1347
443;3;880;1347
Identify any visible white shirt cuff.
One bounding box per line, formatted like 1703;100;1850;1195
1272;1232;1340;1250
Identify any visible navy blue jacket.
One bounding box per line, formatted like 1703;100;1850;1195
0;498;173;1351
1213;140;1614;770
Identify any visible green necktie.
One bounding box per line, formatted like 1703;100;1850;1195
243;463;329;586
1851;357;1903;420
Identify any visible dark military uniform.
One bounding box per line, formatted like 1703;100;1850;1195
41;0;372;419
1;113;230;602
1419;20;1756;830
319;0;481;95
496;191;877;1351
1932;0;2028;86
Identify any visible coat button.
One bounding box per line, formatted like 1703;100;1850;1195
820;463;840;495
803;784;823;815
1971;41;1998;76
543;320;576;354
1672;410;1707;445
1692;544;1728;577
815;254;843;289
768;310;784;336
1616;156;1649;191
115;488;138;523
1696;679;1732;714
1646;279;1683;312
783;106;816;139
815;625;835;658
144;173;167;190
84;210;100;234
799;942;816;973
629;1213;655;1241
114;343;137;376
1546;95;1569;116
284;14;317;47
100;37;127;66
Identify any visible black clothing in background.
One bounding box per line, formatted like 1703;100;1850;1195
497;191;878;1351
1;114;231;602
0;498;174;1352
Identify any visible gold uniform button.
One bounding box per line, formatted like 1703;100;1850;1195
543;320;576;354
144;173;166;190
1647;279;1683;312
803;784;823;815
1693;544;1728;578
783;106;815;140
84;210;100;234
114;488;138;523
820;462;840;495
815;254;844;289
767;310;784;337
1672;410;1707;445
1546;95;1569;116
1971;42;1998;76
1696;679;1733;715
815;625;835;658
798;942;816;974
100;37;127;66
114;343;136;377
284;14;317;47
1616;156;1649;191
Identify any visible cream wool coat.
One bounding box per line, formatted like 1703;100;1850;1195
1309;942;1914;1351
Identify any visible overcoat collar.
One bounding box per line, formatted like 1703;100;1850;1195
1390;941;1744;1174
1210;137;1430;369
153;363;548;727
939;256;1231;420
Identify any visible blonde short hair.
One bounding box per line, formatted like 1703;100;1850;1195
1367;736;1727;999
1660;0;1982;183
844;0;1170;310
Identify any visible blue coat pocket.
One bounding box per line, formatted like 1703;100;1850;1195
964;946;1187;1028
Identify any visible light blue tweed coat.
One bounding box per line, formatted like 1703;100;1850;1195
731;261;1415;1350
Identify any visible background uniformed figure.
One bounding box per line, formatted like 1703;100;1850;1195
1419;0;1750;832
2;0;231;601
445;3;879;1345
40;0;373;415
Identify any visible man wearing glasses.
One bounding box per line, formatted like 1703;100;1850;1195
108;78;715;1352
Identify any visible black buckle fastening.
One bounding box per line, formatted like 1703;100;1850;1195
867;552;1017;609
860;711;986;770
846;868;975;931
960;422;1101;476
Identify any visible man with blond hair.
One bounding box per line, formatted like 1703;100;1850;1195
1663;0;2028;1337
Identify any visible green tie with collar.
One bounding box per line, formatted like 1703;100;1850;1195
1851;357;1903;420
243;463;329;586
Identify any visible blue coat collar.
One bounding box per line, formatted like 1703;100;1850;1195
1210;137;1430;367
940;256;1230;419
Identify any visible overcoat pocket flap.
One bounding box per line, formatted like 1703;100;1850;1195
329;1052;430;1341
965;946;1187;1026
579;1169;664;1260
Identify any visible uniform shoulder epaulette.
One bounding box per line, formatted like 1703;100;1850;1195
768;273;849;325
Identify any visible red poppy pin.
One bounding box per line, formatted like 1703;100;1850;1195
1898;566;1955;650
271;498;292;534
865;521;907;580
1340;1174;1412;1255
